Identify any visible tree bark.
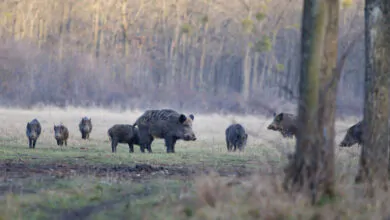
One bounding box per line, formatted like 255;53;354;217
283;0;338;204
316;0;340;199
355;0;389;191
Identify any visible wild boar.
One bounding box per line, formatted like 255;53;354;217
107;124;140;153
26;119;42;148
267;112;297;138
79;117;92;139
225;123;248;152
54;124;69;146
339;121;363;147
133;109;197;153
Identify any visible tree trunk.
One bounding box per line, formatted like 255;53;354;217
93;0;101;58
198;15;209;90
316;0;340;200
242;42;252;101
283;0;330;204
121;0;129;81
355;0;389;192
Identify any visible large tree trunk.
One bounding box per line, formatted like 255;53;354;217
355;0;389;191
283;0;339;204
316;0;340;199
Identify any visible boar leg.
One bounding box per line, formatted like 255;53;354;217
111;139;118;153
128;142;134;153
139;144;146;152
143;138;153;153
226;138;231;151
28;139;32;148
165;137;177;153
146;144;152;153
33;139;37;148
138;128;152;153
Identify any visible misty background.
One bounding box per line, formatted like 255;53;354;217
0;0;363;117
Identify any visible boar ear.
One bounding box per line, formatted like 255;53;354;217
273;112;277;117
179;114;187;123
276;113;283;121
189;114;194;121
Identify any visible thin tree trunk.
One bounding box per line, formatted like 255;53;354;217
58;3;70;65
251;52;259;92
38;18;44;48
199;18;209;89
121;0;130;79
93;0;101;58
356;0;389;192
170;1;183;86
242;42;252;101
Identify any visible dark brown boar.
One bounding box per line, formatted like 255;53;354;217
79;117;92;139
267;112;297;138
133;109;197;153
107;124;140;153
225;123;248;152
54;124;69;146
26;119;42;149
339;120;363;147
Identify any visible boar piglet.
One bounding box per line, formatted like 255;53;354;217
108;124;140;153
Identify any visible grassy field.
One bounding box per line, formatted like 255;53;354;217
1;106;386;220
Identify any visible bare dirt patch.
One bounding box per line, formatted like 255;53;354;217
0;159;258;182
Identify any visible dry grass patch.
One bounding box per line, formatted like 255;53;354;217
174;172;390;220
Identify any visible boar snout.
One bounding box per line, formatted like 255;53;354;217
267;124;276;130
29;132;37;139
339;140;352;147
184;134;196;141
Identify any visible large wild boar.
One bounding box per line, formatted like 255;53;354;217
267;112;297;138
225;123;248;152
26;119;42;149
107;124;140;153
133;109;197;153
79;117;92;139
339;120;363;147
54;124;69;146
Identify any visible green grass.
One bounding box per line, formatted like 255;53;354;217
0;138;287;167
1;176;188;220
0;137;289;220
